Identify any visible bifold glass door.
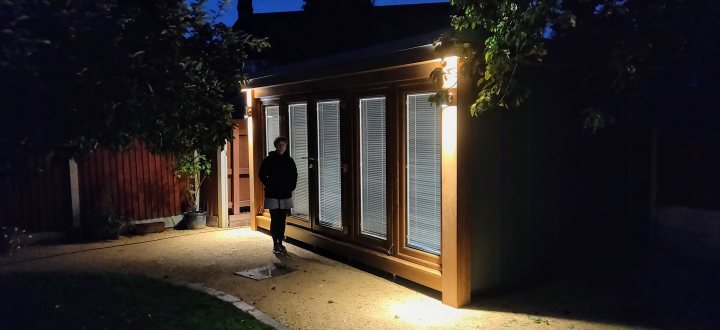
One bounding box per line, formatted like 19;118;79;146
262;94;441;259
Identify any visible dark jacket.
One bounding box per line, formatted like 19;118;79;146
259;151;298;199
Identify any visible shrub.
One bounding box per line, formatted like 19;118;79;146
81;204;132;241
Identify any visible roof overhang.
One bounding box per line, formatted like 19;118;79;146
247;31;445;90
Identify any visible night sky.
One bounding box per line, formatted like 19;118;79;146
202;0;449;26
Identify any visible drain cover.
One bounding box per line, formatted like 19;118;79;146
234;263;296;280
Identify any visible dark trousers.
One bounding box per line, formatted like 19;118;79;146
269;209;288;244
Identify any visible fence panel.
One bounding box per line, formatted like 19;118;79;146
78;141;185;221
0;160;72;232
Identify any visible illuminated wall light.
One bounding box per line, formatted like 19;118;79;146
441;92;454;108
243;88;253;118
442;56;458;89
440;56;458;153
243;88;253;141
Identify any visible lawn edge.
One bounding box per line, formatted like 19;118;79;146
169;279;287;330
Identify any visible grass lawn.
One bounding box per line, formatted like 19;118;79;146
0;272;273;329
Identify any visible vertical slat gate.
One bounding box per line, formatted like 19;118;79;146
228;118;251;227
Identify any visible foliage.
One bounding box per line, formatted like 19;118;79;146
0;0;268;173
0;226;32;256
173;153;212;212
0;272;273;329
435;0;720;131
81;191;130;241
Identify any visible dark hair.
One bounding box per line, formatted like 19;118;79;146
273;136;288;147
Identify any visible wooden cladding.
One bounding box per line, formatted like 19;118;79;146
78;140;185;221
0;160;72;232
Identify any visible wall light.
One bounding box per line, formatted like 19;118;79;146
442;56;458;90
243;88;253;118
441;92;454;108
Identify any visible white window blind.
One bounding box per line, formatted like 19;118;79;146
317;101;342;230
265;106;280;155
406;93;441;255
360;97;387;239
289;103;310;220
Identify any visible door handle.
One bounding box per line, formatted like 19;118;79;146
301;156;315;161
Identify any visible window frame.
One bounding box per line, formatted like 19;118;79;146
312;98;347;238
395;83;442;269
350;88;394;253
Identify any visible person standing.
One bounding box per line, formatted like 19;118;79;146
259;136;297;254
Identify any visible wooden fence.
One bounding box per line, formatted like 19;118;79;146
0;159;72;232
0;141;186;233
78;140;185;221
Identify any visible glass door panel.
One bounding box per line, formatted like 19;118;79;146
265;106;281;155
316;100;343;230
289;103;310;220
406;93;441;255
359;97;387;239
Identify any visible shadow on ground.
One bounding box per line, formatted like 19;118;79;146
465;253;720;329
283;231;719;329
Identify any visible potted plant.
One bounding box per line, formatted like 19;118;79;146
173;152;212;229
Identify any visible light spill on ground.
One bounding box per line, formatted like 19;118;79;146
0;228;642;330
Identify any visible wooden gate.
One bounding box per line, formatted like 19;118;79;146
206;119;251;227
227;119;251;227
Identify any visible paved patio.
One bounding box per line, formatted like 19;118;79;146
0;227;717;329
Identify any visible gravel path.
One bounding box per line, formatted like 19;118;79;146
1;228;714;329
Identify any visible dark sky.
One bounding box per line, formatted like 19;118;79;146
202;0;449;26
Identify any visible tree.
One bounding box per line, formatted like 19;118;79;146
0;0;268;173
433;0;720;131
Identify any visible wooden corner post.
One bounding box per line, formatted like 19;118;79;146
245;89;260;230
441;57;471;307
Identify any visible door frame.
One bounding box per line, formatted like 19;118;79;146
286;98;313;229
310;97;348;240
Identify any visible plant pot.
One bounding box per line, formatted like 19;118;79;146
182;212;207;229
